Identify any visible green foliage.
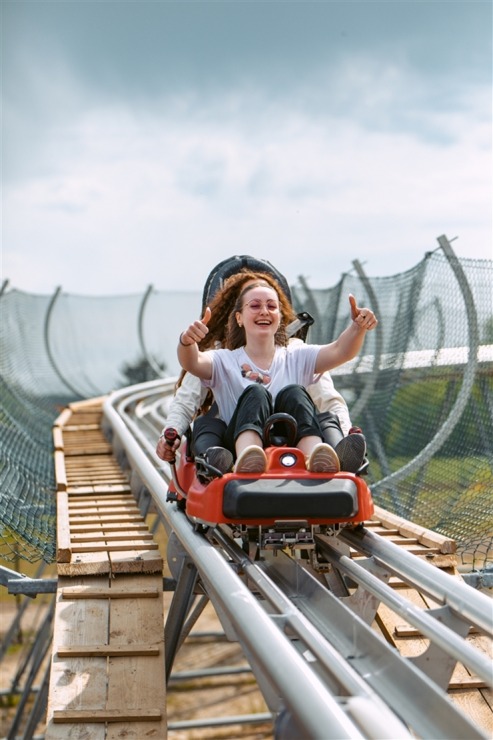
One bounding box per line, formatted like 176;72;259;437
377;376;492;458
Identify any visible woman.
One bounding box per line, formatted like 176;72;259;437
158;269;296;477
157;269;366;478
177;279;377;474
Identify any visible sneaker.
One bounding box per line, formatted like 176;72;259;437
195;446;233;483
234;445;267;474
307;443;340;473
335;433;367;474
205;446;234;475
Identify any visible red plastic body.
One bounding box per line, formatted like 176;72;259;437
169;445;374;527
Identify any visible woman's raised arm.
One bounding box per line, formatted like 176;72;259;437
177;307;214;380
315;294;378;374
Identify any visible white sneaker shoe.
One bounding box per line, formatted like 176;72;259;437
307;443;340;473
234;446;267;474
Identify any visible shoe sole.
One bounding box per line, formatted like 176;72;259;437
235;447;267;474
206;448;234;474
335;434;367;473
308;444;340;473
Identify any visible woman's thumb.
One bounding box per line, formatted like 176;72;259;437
348;294;358;320
202;306;212;325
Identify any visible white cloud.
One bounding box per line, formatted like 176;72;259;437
3;58;491;296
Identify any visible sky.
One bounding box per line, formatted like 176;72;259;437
2;0;492;297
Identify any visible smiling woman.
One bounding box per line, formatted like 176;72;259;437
177;279;378;474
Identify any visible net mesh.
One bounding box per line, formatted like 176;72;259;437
1;245;492;568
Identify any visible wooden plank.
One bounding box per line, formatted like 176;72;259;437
56;491;71;563
54;450;67;492
70;540;159;553
45;575;109;739
57;551;110;577
65;454;117;463
67;479;129;486
53;426;64;451
105;574;166;738
70;522;148;533
71;531;153;543
58;644;160;658
373;505;456;553
63;423;101;431
53;408;73;427
64;447;113;456
67;505;141;515
53;709;162;723
93;485;132;493
110;549;163;574
61;586;159;599
68;495;136;505
67;492;135;501
67;486;132;496
69;514;145;525
449;678;488;689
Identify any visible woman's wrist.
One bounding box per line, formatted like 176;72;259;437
179;332;195;347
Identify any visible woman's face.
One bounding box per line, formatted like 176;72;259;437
236;285;281;339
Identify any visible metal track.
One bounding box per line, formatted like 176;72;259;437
103;381;493;739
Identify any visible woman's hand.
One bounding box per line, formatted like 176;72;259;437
180;307;212;347
349;294;378;331
177;307;214;380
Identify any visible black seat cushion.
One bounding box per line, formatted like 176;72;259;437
223;477;358;519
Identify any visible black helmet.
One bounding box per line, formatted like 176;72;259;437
201;255;292;313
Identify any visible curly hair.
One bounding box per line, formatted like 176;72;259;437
175;268;296;414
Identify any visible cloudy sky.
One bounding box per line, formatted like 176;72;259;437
2;0;492;296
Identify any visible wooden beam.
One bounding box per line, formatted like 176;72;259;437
53;408;72;427
53;709;162;723
373;505;456;553
56;491;71;563
61;586;159;599
57;644;160;658
54;450;67;492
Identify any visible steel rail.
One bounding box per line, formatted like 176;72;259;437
210;528;485;739
103;382;492;739
316;534;492;686
339;526;493;637
104;390;372;739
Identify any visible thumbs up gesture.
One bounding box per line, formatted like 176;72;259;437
348;294;378;330
179;307;212;347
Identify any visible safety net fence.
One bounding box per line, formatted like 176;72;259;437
1;238;492;570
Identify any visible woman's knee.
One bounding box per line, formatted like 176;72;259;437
275;384;313;411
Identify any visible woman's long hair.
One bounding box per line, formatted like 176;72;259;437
175;269;296;414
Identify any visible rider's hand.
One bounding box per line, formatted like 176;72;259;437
156;431;181;461
349;294;378;331
179;307;212;346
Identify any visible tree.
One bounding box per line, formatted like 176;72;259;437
119;356;167;386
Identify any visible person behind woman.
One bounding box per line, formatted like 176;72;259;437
176;279;377;474
156;269;366;476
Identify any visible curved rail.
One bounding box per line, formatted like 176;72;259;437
103;380;492;739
